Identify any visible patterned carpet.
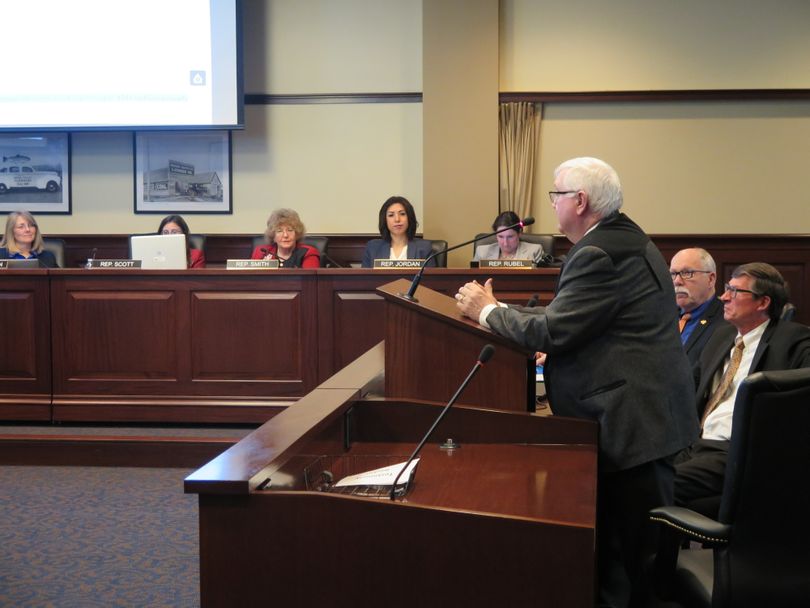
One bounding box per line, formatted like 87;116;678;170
0;466;199;607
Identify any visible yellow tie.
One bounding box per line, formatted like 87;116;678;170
678;312;692;333
701;337;745;428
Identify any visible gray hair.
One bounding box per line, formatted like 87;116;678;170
554;157;623;218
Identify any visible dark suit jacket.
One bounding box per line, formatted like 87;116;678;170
361;238;435;268
683;297;728;367
0;247;58;268
487;212;698;471
694;319;810;417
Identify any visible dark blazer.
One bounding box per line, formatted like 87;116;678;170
487;212;698;471
0;247;58;268
694;319;810;417
361;238;435;268
683;297;728;367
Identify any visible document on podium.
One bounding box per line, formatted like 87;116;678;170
331;459;420;497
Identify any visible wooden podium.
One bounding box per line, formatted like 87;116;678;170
186;345;597;607
377;278;536;412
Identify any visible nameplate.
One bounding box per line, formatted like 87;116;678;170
373;259;424;269
88;259;142;269
226;259;279;270
0;261;6;269
479;259;533;269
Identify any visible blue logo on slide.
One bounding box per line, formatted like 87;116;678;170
190;71;207;86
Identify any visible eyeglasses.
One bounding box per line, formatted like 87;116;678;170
548;191;578;205
275;227;295;235
670;270;712;280
724;283;762;299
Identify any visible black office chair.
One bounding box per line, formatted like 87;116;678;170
780;302;796;322
187;234;206;253
471;233;554;258
649;368;810;608
429;239;448;267
250;235;330;267
41;237;65;268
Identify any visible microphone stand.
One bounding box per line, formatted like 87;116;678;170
398;217;535;302
389;344;495;500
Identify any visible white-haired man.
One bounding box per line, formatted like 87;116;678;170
456;157;698;608
670;247;727;366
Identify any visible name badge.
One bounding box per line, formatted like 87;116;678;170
226;259;280;270
87;259;142;268
373;259;424;269
479;259;533;269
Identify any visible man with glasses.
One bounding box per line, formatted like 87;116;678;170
456;157;698;608
670;248;728;365
675;262;810;517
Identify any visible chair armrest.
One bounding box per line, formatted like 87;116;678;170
648;506;730;599
650;505;731;546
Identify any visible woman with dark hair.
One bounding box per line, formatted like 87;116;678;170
361;196;434;268
0;210;59;267
250;208;320;268
157;214;206;268
473;210;544;264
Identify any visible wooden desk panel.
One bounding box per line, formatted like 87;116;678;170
316;268;559;382
0;270;51;420
49;270;318;422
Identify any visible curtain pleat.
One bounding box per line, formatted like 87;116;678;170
499;102;542;221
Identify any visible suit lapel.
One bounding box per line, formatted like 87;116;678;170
749;320;775;372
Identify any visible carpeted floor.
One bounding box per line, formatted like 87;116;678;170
0;466;199;607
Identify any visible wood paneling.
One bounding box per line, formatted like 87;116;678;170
0;270;51;420
49;270;318;422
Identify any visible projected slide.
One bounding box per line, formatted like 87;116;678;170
0;0;240;130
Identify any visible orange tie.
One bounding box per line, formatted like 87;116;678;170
701;337;745;428
678;312;692;333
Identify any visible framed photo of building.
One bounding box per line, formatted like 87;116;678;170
0;133;71;214
134;130;232;214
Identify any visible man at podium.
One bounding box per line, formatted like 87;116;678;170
455;157;698;608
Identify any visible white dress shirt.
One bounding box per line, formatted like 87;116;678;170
703;319;770;441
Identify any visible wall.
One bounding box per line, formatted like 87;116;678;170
39;0;423;237
499;0;810;236
25;0;810;245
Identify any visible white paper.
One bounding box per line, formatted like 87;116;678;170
333;459;420;488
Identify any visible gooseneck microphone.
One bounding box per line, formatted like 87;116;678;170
399;217;535;301
389;344;496;499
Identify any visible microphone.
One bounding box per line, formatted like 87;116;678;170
321;251;345;268
526;294;540;308
389;344;496;499
400;217;534;301
85;247;98;269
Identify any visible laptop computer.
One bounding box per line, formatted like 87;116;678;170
130;234;188;269
6;258;41;269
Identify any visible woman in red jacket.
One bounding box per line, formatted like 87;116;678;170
251;208;320;268
158;215;205;268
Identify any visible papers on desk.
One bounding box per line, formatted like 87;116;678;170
334;459;420;489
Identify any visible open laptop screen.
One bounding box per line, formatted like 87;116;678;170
130;234;188;269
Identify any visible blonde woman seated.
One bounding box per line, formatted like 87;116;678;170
0;210;59;267
251;208;320;268
473;211;544;264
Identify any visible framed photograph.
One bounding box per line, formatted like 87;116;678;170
134;130;232;214
0;133;71;214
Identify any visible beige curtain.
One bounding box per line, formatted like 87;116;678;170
499;102;541;220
